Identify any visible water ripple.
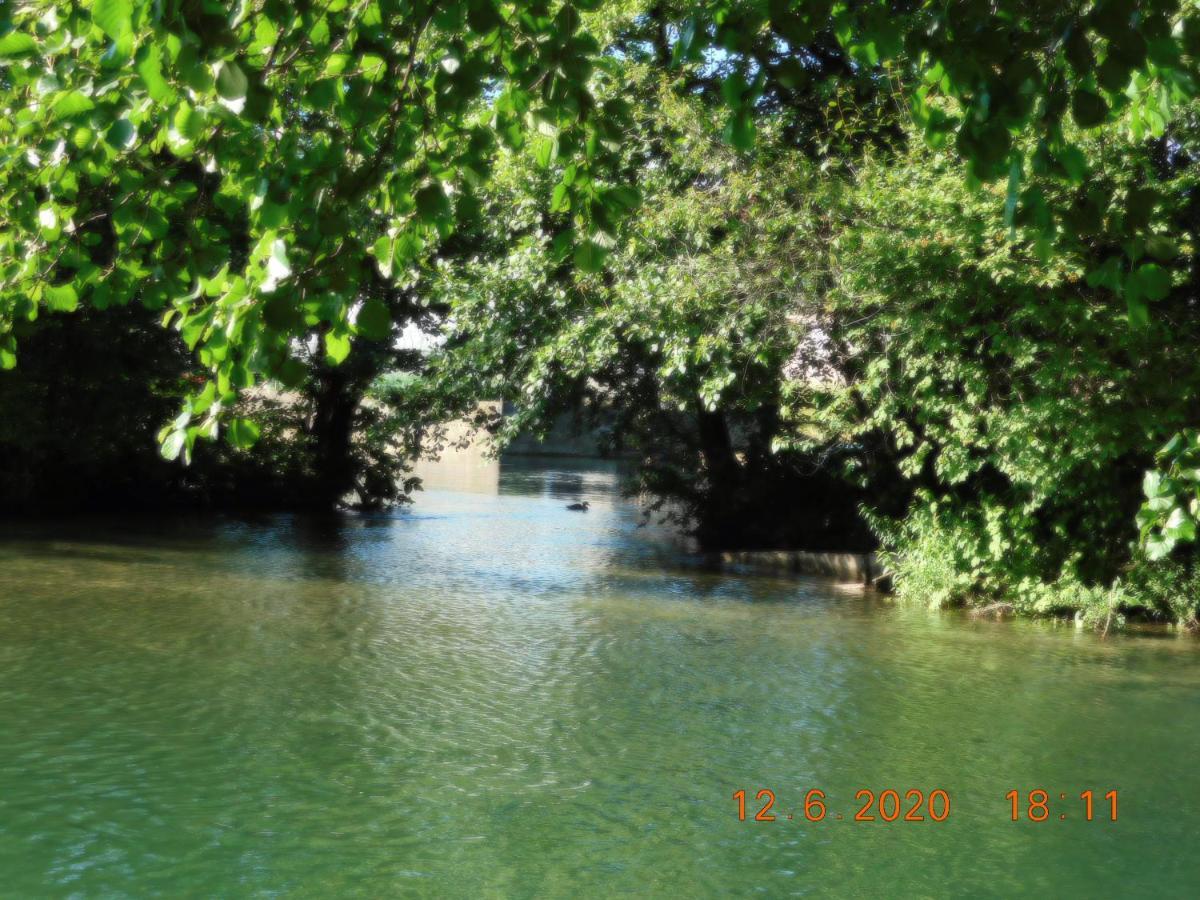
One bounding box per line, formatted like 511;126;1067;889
0;468;1198;896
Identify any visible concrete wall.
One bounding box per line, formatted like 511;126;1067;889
715;550;888;588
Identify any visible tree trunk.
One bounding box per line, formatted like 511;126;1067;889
308;365;362;510
695;406;743;549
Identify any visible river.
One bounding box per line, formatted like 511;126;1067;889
0;458;1197;896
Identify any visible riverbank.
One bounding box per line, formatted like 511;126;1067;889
709;547;1199;633
713;549;887;587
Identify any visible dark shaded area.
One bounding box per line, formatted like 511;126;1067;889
0;296;426;517
0;306;195;515
535;387;896;554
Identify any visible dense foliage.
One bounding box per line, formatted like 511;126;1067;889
0;0;633;462
787;132;1200;624
5;2;1200;623
427;72;886;548
0;299;428;513
3;1;1195;424
426;74;1200;621
0;303;194;512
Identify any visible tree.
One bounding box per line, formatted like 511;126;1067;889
4;0;1200;563
3;2;1194;436
427;48;1200;620
786;124;1200;622
425;68;894;549
1;0;632;469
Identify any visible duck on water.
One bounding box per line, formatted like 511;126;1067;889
566;501;590;511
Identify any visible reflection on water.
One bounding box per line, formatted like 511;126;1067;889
0;460;1198;896
413;438;500;495
413;433;629;500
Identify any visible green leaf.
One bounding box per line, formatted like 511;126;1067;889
600;184;641;214
550;182;570;213
105;118;136;150
1070;89;1108;128
324;54;352;76
550;229;573;262
849;40;879;67
44;283;79;312
262;295;300;331
1145;533;1176;561
51;91;95;119
308;18;330;46
468;0;502;33
1127;293;1149;329
136;44;174;103
216;61;248;101
532;134;558;168
355;299;392;341
1144;470;1165;498
263;239;291;291
1165;507;1197;542
1145;236;1179;261
1096;55;1131;93
1064;26;1094;74
1130;263;1171;302
325;330;352;365
415;184;451;223
166;127;194;157
721;70;748;107
1085;256;1122;292
227;418;261;450
393;230;425;266
275;358;307;389
360;54;386;81
0;31;37;58
69;126;94;149
92;0;133;42
191;382;217;415
1003;154;1021;232
37;206;61;240
1056;145;1088;184
174;102;206;140
370;235;394;277
178;46;214;92
1160;433;1188;459
574;239;608;273
160;429;186;461
725;110;755;150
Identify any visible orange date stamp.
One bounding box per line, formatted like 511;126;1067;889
734;788;1120;823
733;788;952;823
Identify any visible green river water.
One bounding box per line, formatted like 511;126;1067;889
1;459;1198;897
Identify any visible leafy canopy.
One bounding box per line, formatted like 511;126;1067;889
0;0;630;460
2;0;1198;466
